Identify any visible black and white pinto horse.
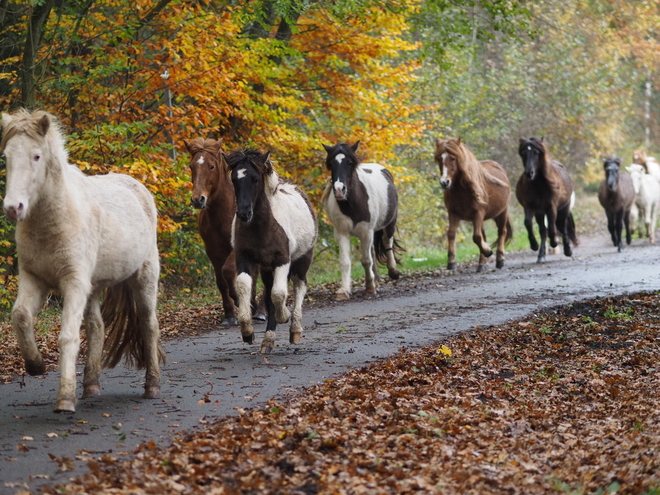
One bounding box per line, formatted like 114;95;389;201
322;142;402;301
225;149;317;354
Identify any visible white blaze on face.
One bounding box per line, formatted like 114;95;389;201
197;155;205;165
335;153;345;165
440;152;449;182
237;168;247;179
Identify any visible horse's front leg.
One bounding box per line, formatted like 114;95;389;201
358;229;377;294
259;269;275;353
82;292;104;399
446;213;460;270
523;208;539;251
235;261;256;344
624;209;632;246
335;231;352;300
615;210;624;252
214;254;237;326
535;212;548;263
606;211;617;247
56;283;91;413
11;272;49;376
546;208;559;248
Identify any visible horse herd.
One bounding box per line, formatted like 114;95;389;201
0;109;654;413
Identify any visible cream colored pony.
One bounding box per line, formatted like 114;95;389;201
1;109;163;413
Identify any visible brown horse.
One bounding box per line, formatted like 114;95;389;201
184;138;239;325
516;137;578;263
434;138;512;272
598;157;635;252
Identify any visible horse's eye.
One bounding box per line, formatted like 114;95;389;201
34;154;41;161
209;165;215;171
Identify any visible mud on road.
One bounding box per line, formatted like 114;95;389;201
1;232;659;493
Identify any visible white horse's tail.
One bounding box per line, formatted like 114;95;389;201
101;282;165;369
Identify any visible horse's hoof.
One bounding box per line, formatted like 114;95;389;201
537;257;546;264
564;246;572;257
260;331;276;354
365;286;377;295
388;269;401;280
54;399;76;414
221;317;238;326
483;249;493;258
447;262;456;270
252;312;267;322
476;264;486;273
242;333;254;344
334;292;349;301
25;359;46;376
496;260;504;269
144;386;161;399
82;385;101;398
549;239;558;248
530;242;539;251
290;332;301;344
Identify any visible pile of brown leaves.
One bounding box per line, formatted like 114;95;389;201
43;292;660;494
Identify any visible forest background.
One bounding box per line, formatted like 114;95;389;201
0;0;658;306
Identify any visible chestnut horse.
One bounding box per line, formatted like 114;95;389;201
516;138;578;263
184;138;239;325
434;138;512;272
598;158;635;251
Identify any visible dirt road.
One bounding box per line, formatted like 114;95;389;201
1;232;659;494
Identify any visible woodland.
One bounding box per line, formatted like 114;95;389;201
0;0;658;297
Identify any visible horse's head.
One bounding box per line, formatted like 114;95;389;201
226;149;273;223
1;109;60;222
434;138;464;190
184;138;225;209
322;141;360;201
626;163;645;194
518;138;546;180
632;150;646;166
603;157;622;191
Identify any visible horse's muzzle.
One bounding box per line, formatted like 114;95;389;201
440;179;451;189
236;209;253;223
525;170;535;180
3;202;25;222
191;196;207;209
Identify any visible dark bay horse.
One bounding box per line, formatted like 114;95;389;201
225;149;317;354
322;141;402;300
184;138;238;325
598;157;635;252
434;138;512;272
516;138;578;263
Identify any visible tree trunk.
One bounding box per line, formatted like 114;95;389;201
19;0;56;109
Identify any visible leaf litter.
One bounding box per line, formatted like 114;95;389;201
36;291;660;494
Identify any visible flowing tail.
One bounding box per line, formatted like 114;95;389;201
101;282;165;369
373;229;405;265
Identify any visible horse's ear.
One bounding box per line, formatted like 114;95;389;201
322;144;333;153
1;113;12;128
37;114;50;136
262;151;273;173
350;141;360;153
183;140;193;154
457;137;462;145
519;138;526;146
210;139;223;157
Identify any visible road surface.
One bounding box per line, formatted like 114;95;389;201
1;232;659;493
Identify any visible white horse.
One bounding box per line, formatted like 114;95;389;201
627;163;660;243
633;150;660;184
1;109;163;413
322;142;402;300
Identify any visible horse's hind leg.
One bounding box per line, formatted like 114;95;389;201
535;213;548;263
476;227;489;272
82;292;104;398
556;207;572;257
382;222;401;279
12;273;49;376
214;254;237;326
494;213;509;269
289;250;313;344
131;255;162;399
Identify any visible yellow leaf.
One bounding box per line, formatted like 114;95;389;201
439;345;452;356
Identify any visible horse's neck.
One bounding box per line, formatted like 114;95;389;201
207;169;235;215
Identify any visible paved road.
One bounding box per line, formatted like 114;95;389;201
1;233;659;493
